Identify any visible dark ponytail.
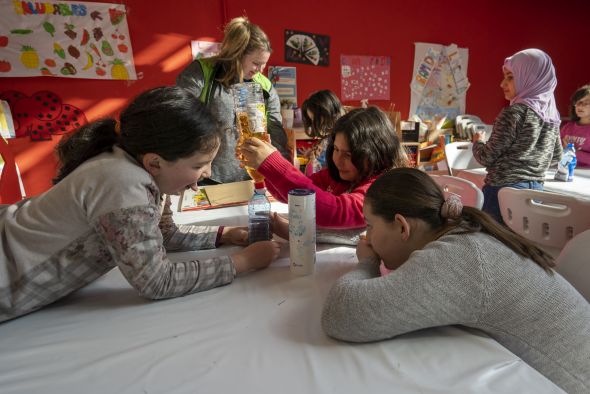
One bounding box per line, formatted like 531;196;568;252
54;86;222;184
53;119;118;184
366;168;555;272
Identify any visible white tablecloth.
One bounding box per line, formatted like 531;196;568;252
456;167;590;200
0;205;563;394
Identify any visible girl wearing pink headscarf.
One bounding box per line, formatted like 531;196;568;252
472;48;563;224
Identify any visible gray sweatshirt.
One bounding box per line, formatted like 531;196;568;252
322;231;590;393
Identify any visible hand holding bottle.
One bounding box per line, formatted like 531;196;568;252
231;240;281;274
220;226;249;246
239;136;276;169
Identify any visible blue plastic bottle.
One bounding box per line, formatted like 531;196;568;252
248;181;271;244
555;143;577;182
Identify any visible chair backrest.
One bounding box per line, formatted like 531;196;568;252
0;137;23;204
498;188;590;257
456;115;482;139
430;174;484;209
444;141;482;176
555;229;590;301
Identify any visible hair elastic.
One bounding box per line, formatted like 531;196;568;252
440;192;463;219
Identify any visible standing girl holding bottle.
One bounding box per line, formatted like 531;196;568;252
472;48;563;223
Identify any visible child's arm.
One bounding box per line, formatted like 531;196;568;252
321;238;483;342
259;152;367;227
95;204;280;300
472;106;521;166
159;195;220;251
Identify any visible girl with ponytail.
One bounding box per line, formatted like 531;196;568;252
0;86;280;324
177;16;290;184
322;167;590;393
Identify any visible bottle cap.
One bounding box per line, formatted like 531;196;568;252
254;181;266;189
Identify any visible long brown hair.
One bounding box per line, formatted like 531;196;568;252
54;87;221;184
209;16;271;87
301;90;344;139
325;107;409;185
569;84;590;121
365;168;555;272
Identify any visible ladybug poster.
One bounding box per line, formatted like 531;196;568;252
0;1;136;80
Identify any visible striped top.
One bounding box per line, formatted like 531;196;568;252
472;103;562;186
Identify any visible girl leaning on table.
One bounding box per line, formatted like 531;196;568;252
472;48;563;224
238;106;408;243
0;86;280;324
321;167;590;394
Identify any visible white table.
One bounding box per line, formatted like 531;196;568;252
456;167;590;200
0;205;563;394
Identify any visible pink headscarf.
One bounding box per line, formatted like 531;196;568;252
504;48;560;124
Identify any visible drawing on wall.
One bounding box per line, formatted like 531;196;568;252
284;30;329;67
190;40;221;60
409;42;469;122
268;66;297;107
340;55;390;101
0;90;87;140
0;1;136;80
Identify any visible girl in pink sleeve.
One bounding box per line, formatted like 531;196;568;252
560;85;590;167
238;106;408;236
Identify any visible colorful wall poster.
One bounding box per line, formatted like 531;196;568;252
0;90;87;139
284;30;329;67
268;66;297;107
340;55;390;101
190;40;220;60
409;42;469;122
0;1;136;80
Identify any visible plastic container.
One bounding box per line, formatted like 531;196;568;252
555;143;577;182
248;181;271;244
288;189;316;276
232;82;267;182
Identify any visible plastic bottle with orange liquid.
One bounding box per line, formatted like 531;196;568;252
232;83;267;182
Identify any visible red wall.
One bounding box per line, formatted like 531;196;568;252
2;0;589;123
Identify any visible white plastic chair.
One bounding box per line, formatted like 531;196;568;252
444;142;483;176
498;188;590;257
430;174;484;209
555;229;590;301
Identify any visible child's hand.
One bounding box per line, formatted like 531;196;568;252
270;212;289;240
231;240;281;274
472;131;484;143
356;236;379;261
221;226;248;246
238;137;277;169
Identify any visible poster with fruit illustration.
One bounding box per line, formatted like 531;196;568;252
340;55;390;101
0;1;136;80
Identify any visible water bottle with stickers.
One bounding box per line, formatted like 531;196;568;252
555;143;577;182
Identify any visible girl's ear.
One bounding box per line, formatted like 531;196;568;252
142;153;162;177
394;213;411;241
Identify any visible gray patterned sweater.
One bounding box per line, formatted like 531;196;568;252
472;103;562;186
0;147;235;323
322;231;590;393
177;60;290;183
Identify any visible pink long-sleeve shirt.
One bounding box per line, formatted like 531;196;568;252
257;151;376;228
